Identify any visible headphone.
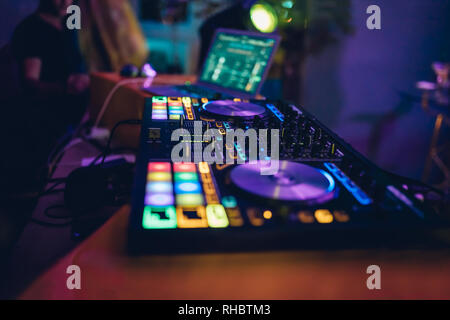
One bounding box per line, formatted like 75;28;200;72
119;63;157;78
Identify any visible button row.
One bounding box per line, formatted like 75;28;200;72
151;96;197;121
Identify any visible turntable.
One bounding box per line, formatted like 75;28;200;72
230;161;335;205
202;100;268;120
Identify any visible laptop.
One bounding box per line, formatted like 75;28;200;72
143;28;281;99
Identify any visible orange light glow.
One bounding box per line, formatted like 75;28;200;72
315;210;334;224
263;210;272;219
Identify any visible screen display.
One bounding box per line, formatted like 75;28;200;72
199;32;277;95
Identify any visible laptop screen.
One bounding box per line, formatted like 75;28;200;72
199;30;279;96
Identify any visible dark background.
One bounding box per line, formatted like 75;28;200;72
1;0;449;181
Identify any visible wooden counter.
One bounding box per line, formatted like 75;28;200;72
88;72;196;149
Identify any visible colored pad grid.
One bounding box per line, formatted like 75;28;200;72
169;106;184;114
152;109;167;120
168;104;184;120
173;162;204;206
145;162;174;207
168;97;183;120
152;96;167;120
143;161;177;229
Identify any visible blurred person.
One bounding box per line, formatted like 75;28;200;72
78;0;148;72
11;0;89;113
2;0;89;195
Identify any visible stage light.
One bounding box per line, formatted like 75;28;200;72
250;3;278;33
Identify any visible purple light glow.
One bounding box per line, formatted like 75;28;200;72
145;193;174;206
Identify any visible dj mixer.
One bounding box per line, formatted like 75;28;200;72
128;96;449;254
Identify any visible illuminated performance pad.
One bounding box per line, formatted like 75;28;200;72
151;96;193;121
142;162;229;230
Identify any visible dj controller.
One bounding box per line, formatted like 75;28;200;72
128;96;450;253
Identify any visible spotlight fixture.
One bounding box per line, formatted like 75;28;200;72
250;2;279;33
248;0;299;33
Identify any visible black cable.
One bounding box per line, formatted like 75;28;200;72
50;116;93;163
47;148;67;179
30;218;72;228
31;119;141;228
40;188;65;197
44;128;104;181
100;119;142;167
47;130;74;166
79;132;107;153
32;177;66;202
45;119;140;182
43;180;65;194
45;121;95;181
31;204;71;227
89;147;139;167
46;177;67;183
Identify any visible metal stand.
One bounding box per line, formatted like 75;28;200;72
418;63;450;191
